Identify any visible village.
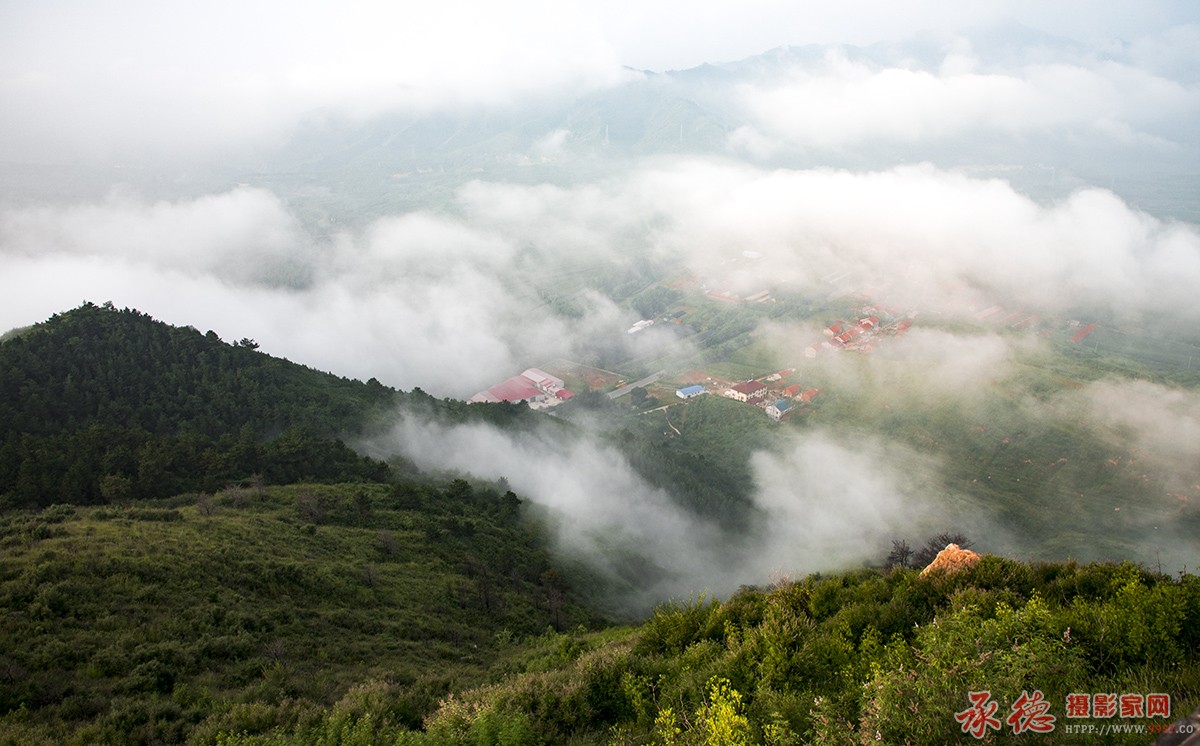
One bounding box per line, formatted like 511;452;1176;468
466;287;926;424
467;263;1106;425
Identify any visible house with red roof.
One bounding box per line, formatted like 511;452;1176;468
1070;323;1099;343
471;376;547;404
824;321;849;337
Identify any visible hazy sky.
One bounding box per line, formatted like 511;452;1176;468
1;0;1197;162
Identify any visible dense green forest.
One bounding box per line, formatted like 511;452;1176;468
0;303;607;743
0;303;538;508
0;303;389;505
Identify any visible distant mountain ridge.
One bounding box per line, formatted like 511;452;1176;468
5;32;1193;222
235;30;1199;227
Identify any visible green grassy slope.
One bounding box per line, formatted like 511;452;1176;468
0;480;598;744
200;558;1200;745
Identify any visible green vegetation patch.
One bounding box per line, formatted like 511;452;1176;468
342;559;1196;745
0;481;598;744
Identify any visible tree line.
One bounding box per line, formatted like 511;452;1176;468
0;303;411;507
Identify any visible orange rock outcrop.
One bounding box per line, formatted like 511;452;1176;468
920;543;981;577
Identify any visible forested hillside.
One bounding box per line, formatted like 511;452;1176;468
0;303;540;507
0;303;607;744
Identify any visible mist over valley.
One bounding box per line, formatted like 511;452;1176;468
2;2;1198;742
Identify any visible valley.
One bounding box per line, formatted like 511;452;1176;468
2;6;1199;742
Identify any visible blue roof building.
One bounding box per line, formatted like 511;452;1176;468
766;399;793;421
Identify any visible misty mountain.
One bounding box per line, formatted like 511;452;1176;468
2;6;1198;743
212;30;1200;229
238;77;734;229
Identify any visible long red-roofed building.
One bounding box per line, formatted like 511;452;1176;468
470;367;573;404
1070;323;1099;343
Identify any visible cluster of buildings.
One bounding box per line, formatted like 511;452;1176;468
722;376;821;421
470;368;575;407
673;374;820;423
805;308;913;358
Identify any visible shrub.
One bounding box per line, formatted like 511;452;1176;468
636;595;721;656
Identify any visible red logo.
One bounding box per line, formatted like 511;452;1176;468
1006;690;1056;735
955;691;1002;739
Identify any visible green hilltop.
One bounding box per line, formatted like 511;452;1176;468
0;302;539;508
0;303;599;743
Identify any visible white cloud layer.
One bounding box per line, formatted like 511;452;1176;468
0;0;626;162
1077;379;1200;495
3;161;1198;393
629;160;1200;320
0;182;680;394
745;434;946;573
0;187;311;286
378;416;946;611
730;47;1200;154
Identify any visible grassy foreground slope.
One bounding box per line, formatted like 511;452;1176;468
0;480;598;744
212;558;1200;745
